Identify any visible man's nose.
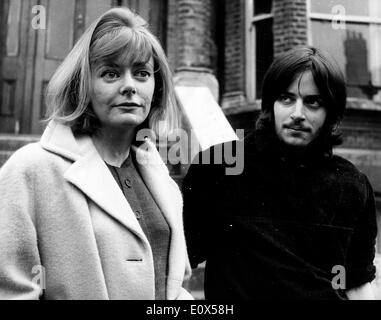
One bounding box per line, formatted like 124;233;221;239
290;99;306;121
119;71;136;95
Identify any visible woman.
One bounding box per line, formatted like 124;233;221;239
0;7;192;300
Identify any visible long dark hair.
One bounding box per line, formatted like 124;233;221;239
256;46;347;148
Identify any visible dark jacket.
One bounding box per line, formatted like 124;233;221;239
182;129;377;300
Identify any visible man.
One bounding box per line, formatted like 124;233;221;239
182;46;377;300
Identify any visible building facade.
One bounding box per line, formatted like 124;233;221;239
0;0;380;298
168;0;381;251
220;0;381;253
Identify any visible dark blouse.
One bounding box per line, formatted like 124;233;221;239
106;155;171;300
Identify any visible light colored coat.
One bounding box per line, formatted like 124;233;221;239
0;121;192;300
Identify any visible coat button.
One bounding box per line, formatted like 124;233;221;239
124;178;132;188
135;210;141;219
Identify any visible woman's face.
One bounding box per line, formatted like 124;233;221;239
90;56;155;131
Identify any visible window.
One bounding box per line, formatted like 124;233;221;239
245;0;274;102
308;0;381;103
113;0;167;47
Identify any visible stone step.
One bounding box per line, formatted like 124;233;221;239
0;135;40;152
0;135;40;168
0;150;14;168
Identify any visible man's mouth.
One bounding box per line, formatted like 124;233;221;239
284;125;310;132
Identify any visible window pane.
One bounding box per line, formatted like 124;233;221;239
254;0;272;16
255;18;273;98
311;20;381;101
310;0;369;16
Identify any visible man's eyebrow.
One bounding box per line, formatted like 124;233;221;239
281;91;322;98
281;91;296;95
303;94;323;99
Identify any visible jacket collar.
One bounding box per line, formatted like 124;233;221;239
40;120;90;161
248;128;332;167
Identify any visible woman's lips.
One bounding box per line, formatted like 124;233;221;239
114;103;141;109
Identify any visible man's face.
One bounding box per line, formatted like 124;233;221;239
274;71;327;147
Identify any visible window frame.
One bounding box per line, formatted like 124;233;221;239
306;0;381;102
245;0;274;103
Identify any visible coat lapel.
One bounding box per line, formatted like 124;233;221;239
64;141;148;243
133;140;183;228
40;121;148;243
133;140;186;297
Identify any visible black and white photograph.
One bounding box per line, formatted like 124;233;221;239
0;0;380;308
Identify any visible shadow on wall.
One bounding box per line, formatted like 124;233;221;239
344;31;381;100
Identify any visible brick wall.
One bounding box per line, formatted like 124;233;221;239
166;0;216;71
273;0;308;57
223;0;245;94
166;0;178;71
340;109;381;150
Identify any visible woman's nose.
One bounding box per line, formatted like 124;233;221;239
290;99;306;121
119;72;136;96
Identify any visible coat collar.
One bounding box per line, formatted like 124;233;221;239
248;128;333;167
39;122;183;254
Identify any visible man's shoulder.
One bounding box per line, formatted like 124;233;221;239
329;153;371;188
330;154;364;175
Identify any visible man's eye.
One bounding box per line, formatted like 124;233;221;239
305;98;324;109
278;95;294;105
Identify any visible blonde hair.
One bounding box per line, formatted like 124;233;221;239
45;7;178;137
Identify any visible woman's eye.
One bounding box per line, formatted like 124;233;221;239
101;70;119;80
135;70;151;80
